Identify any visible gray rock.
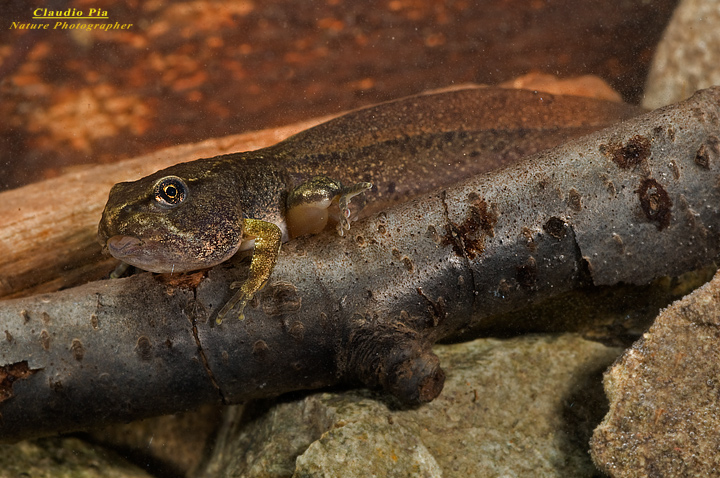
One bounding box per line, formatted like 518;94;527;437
643;0;720;108
591;269;720;477
200;334;622;478
0;437;152;478
295;410;442;478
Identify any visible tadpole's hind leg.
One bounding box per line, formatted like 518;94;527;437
335;181;373;235
286;175;372;238
216;219;282;324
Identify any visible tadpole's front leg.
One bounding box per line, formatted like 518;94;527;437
216;218;282;324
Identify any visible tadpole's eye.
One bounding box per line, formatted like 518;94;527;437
153;176;188;208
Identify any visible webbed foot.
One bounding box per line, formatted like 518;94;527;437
216;281;251;324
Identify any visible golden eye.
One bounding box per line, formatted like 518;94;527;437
153;176;188;207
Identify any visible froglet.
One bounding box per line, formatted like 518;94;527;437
98;148;370;323
97;87;641;324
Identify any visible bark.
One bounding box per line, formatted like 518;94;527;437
2;87;719;442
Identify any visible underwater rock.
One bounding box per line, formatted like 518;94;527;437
591;269;720;477
200;334;621;477
643;0;720;108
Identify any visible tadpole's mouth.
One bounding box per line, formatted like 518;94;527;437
106;235;144;259
103;232;242;274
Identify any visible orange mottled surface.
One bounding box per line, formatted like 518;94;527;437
2;0;676;191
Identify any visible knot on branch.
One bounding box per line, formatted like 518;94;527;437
345;318;445;404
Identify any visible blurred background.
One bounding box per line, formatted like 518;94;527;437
1;0;677;192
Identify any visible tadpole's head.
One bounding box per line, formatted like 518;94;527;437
97;159;245;273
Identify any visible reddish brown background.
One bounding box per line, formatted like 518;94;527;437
1;0;677;192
